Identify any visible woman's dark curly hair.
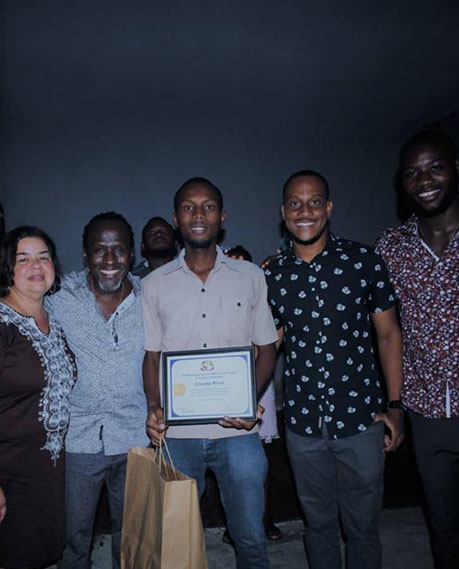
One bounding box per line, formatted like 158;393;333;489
0;226;61;297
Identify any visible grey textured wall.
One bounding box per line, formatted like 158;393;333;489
3;1;459;270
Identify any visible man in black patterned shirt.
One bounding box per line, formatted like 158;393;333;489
265;170;404;569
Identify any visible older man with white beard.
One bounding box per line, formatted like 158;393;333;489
47;212;149;569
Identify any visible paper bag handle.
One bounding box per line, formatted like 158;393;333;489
154;438;178;481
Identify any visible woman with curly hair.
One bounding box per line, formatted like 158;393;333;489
0;226;76;569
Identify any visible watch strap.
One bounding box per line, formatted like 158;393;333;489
387;399;405;411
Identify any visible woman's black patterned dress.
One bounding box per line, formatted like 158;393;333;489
0;303;76;569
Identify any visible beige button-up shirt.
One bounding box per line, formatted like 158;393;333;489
141;246;278;439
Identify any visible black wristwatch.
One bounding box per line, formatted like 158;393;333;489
386;400;405;411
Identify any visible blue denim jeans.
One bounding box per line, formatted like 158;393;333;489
58;451;127;569
166;433;269;569
286;422;385;569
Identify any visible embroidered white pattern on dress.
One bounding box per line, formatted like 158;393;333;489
0;303;76;462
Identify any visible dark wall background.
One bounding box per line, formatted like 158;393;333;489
2;0;459;270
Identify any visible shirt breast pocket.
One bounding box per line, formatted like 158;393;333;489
219;295;252;345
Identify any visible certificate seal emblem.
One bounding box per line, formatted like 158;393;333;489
200;360;214;372
173;383;186;396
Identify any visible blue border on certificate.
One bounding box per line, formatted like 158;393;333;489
162;347;257;425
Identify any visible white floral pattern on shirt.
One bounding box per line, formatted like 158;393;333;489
265;235;395;439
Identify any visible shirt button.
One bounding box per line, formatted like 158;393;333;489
202;314;206;318
203;343;207;347
237;302;241;306
201;288;205;293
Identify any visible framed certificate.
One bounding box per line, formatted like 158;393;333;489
162;346;257;425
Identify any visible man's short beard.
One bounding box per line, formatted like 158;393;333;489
92;276;124;293
187;238;214;249
290;222;328;246
413;186;459;219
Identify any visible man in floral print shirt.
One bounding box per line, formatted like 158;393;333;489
375;130;459;569
265;169;404;569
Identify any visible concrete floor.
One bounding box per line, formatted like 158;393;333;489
50;506;433;569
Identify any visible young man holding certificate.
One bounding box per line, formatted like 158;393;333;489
141;177;278;569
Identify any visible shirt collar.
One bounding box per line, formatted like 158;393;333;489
402;215;420;236
402;214;459;255
163;245;240;275
400;212;459;238
284;232;342;263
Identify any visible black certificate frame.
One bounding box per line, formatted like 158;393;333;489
162;346;257;426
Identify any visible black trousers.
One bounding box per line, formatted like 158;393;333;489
286;422;385;569
409;411;459;569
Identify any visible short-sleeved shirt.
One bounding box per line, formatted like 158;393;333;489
141;246;278;439
265;234;396;439
375;216;459;419
46;271;149;455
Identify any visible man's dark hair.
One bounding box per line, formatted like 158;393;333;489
141;216;174;243
0;225;61;297
226;245;253;262
282;170;330;202
399;130;457;164
82;212;135;251
174;177;224;212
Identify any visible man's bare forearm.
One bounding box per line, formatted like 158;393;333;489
377;332;403;400
143;351;161;410
255;342;277;397
371;307;403;400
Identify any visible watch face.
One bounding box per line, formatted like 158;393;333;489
388;400;403;409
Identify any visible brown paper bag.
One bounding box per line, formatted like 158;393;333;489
121;445;208;569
